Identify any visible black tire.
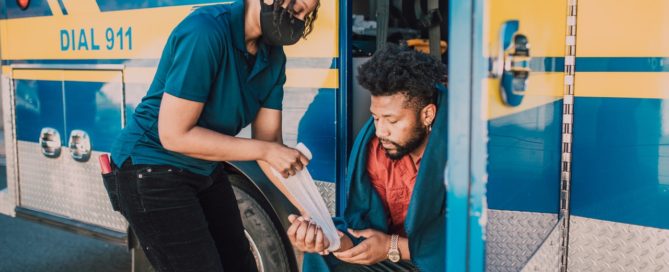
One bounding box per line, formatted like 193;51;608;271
131;233;155;272
129;176;293;272
233;182;293;272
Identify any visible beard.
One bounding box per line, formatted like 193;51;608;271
380;121;428;161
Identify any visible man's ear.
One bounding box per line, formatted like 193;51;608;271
422;104;437;127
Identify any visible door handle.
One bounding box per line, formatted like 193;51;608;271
492;20;531;107
68;130;91;162
39;127;62;158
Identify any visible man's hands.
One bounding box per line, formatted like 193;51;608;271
286;215;395;266
287;214;331;254
332;228;391;265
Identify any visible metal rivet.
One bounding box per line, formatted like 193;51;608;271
138;174;143;179
147;168;152;173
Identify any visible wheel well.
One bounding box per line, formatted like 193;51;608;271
223;162;300;272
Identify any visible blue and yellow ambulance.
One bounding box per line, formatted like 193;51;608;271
0;0;665;271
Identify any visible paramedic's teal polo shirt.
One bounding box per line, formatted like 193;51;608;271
111;1;286;176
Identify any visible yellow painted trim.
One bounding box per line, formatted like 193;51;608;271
60;0;100;15
575;73;669;99
486;0;566;57
12;69;122;83
488;73;564;120
2;66;12;74
0;6;193;60
0;1;338;60
577;0;669;57
45;0;64;16
286;68;338;89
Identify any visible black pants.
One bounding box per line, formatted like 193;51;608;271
332;260;420;272
103;159;257;272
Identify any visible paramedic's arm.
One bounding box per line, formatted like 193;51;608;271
158;93;308;179
252;107;306;214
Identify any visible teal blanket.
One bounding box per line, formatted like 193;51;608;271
303;84;447;271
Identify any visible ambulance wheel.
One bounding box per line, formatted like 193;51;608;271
131;233;155;272
232;179;293;272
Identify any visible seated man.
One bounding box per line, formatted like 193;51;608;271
287;44;448;271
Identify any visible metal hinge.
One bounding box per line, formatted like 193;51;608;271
559;0;578;271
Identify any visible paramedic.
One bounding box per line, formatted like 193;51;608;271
105;0;320;271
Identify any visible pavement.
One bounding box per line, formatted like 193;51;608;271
0;213;131;272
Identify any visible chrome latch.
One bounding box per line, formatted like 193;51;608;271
68;130;91;162
39;128;61;158
491;20;531;107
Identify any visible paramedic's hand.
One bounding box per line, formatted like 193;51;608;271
333;229;390;265
263;143;309;178
287;214;330;254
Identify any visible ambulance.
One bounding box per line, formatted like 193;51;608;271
0;0;665;271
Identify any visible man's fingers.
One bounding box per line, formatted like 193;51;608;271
333;242;369;259
290;220;307;249
288;214;299;223
314;226;323;250
345;251;371;264
295;220;309;246
286;220;300;245
305;222;317;249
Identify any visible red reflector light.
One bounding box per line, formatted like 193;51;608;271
17;0;30;10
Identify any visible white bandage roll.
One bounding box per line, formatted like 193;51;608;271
271;143;340;251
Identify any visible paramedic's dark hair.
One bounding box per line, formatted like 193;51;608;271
357;44;446;110
271;0;320;38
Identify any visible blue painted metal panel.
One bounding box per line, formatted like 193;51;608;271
64;81;123;152
0;0;52;19
469;0;487;270
446;0;473;270
15;80;65;145
529;57;565;73
297;89;336;183
336;0;351;216
576;57;669;72
488;100;563;213
571;97;669;229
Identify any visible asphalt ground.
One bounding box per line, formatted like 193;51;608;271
0;213;131;272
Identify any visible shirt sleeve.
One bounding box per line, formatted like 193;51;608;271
164;14;225;103
261;53;286;110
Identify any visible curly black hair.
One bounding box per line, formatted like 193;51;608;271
357;44;446;110
271;0;320;38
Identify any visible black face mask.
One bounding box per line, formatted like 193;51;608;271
259;1;305;46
